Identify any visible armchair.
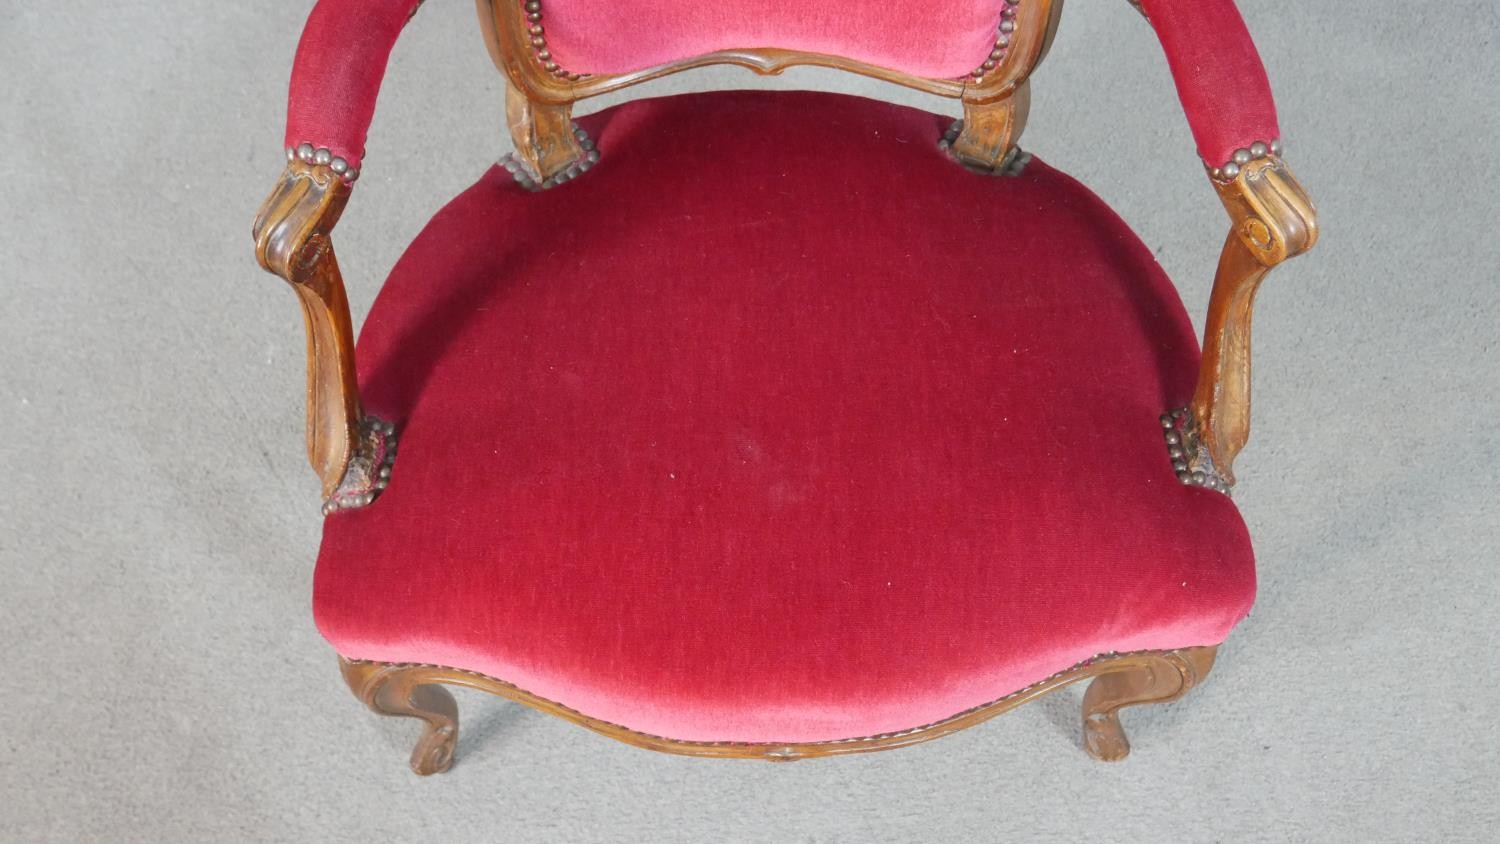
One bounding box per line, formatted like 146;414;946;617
253;0;1316;773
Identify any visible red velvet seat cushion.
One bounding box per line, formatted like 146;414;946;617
314;91;1255;744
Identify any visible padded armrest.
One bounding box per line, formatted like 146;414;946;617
1137;0;1280;169
284;0;425;176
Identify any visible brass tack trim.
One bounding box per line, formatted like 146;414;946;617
1208;139;1282;182
500;123;600;190
1160;408;1232;494
287;143;360;183
967;0;1022;82
938;118;1032;175
522;0;589;81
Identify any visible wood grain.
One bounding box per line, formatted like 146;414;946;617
953;81;1031;170
504;75;584;180
341;658;460;775
252;161;361;498
1192;156;1318;483
1081;646;1216;761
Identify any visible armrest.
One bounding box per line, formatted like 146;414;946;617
1136;0;1280;171
284;0;425;178
253;161;358;501
1191;156;1317;486
1136;0;1319;486
252;0;423;507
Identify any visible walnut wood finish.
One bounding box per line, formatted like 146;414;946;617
1191;156;1318;484
253;160;361;498
341;658;460;775
1081;645;1216;761
339;646;1217;772
475;0;1065;175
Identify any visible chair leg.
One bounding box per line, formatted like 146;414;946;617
340;659;460;775
1080;646;1217;762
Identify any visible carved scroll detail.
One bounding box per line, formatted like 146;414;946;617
341;659;460;775
1081;647;1216;761
1191;156;1318;484
323;417;397;515
253;161;362;498
504;76;585;180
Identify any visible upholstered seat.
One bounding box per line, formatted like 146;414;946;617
312;91;1255;744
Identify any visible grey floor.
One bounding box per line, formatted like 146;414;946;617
2;1;1496;841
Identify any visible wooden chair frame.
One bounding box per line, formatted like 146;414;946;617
253;0;1317;772
342;647;1218;773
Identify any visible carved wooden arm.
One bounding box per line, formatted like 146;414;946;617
1193;156;1317;484
1135;0;1319;484
253;161;358;499
251;0;420;503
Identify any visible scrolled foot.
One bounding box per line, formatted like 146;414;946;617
1083;710;1131;762
1079;647;1217;762
340;659;461;776
403;684;459;775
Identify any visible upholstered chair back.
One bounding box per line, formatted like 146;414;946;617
519;0;1009;79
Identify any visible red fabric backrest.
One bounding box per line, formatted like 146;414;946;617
533;0;1003;79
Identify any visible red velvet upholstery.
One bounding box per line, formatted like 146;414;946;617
1138;0;1280;165
537;0;1001;80
284;0;421;171
313;91;1257;744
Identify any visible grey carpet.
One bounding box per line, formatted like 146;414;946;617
2;1;1495;841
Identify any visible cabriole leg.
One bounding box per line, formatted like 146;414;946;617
340;659;460;775
1080;646;1217;761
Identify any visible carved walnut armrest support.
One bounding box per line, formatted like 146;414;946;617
252;160;370;502
1189;154;1318;485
